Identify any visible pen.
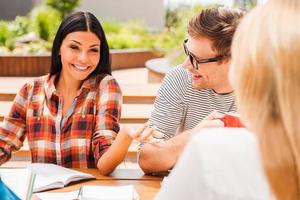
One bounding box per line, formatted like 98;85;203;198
76;186;83;200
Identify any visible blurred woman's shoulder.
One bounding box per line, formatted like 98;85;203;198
191;128;272;199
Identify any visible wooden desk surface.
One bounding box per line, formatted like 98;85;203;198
51;179;161;200
1;166;163;200
53;168;162;200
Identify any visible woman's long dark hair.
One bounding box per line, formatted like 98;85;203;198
50;12;111;77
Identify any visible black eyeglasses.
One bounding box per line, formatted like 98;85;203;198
183;39;228;70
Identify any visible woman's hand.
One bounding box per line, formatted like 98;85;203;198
97;124;159;175
121;123;165;144
121;124;153;142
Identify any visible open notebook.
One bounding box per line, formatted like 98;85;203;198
28;163;95;193
0;168;35;200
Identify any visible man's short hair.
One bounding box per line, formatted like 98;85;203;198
187;7;246;58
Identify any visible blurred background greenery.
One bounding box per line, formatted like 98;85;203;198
0;0;256;65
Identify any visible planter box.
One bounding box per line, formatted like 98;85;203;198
0;55;50;77
110;49;162;70
0;49;162;77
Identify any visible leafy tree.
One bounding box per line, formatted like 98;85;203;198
165;7;180;31
30;6;62;41
45;0;80;18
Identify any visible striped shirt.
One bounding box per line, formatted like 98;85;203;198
0;74;121;168
149;66;236;139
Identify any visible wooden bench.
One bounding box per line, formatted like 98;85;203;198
0;101;153;123
0;77;159;104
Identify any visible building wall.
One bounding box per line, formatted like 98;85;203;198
78;0;165;30
0;0;165;30
0;0;35;20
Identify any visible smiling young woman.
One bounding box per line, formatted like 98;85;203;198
0;12;154;175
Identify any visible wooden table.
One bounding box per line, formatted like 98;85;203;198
51;169;162;200
51;179;161;200
1;165;163;200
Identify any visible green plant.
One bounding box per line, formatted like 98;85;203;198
102;21;122;34
24;41;52;54
5;39;15;51
9;16;30;37
159;5;194;65
30;6;62;41
104;20;156;49
0;21;11;46
165;7;182;30
45;0;80;18
0;2;224;57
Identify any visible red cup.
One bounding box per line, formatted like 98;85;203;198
219;113;244;128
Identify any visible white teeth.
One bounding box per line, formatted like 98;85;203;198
73;64;88;70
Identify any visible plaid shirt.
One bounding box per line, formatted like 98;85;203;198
0;74;121;168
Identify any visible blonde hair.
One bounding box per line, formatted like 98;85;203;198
231;0;300;199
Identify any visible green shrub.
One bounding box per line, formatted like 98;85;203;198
45;0;80;18
5;39;15;51
0;21;11;46
30;6;62;41
23;41;52;54
0;2;221;58
9;16;30;37
104;20;155;49
102;21;122;34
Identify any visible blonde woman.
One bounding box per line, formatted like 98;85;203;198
156;0;300;199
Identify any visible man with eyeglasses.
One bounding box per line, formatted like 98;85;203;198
138;7;246;174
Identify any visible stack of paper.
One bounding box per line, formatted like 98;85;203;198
0;168;35;200
80;185;139;200
35;185;139;200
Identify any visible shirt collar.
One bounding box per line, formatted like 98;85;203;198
81;75;97;89
44;74;57;100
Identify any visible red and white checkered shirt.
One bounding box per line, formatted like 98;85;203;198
0;73;122;168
